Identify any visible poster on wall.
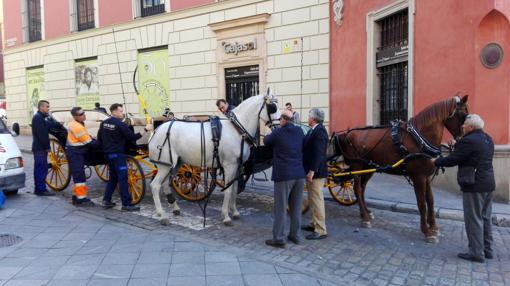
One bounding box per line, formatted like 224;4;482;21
75;58;99;110
137;48;170;117
26;67;46;121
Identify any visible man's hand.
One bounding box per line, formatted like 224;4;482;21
306;171;314;183
144;124;154;132
431;158;436;164
447;139;456;148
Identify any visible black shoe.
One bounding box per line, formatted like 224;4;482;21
121;205;140;212
35;191;55;197
457;253;485;263
301;224;315;232
102;201;116;209
287;236;300;245
485;252;494;259
305;232;328;240
75;198;94;207
265;239;285;248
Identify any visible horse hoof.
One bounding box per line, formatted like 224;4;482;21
369;212;375;220
361;221;372;228
173;210;181;216
160;218;170;226
426;236;439;244
232;214;241;220
223;220;234;227
432;229;440;236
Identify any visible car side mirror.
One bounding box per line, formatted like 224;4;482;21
11;122;20;136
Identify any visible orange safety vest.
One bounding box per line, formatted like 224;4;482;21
67;120;92;147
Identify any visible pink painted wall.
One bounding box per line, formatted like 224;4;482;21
99;0;132;27
44;0;69;39
330;0;510;144
171;0;214;11
3;0;23;48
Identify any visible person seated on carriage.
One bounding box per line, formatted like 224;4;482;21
263;109;306;248
97;103;153;212
67;107;97;207
32;100;61;196
216;99;236;117
94;102;108;114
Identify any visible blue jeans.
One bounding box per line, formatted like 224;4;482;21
103;153;132;207
33;151;48;193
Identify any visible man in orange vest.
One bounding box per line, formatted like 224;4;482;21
67;107;96;206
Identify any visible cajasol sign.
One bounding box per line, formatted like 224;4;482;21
222;38;257;55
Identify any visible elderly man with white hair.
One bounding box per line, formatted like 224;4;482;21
302;108;329;240
432;114;495;263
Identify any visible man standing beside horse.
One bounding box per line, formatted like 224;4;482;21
432;114;495;263
98;103;153;211
263;109;305;248
302;108;328;240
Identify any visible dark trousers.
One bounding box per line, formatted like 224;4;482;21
103;153;132;206
33;151;48;193
67;146;86;184
462;191;494;258
273;179;304;241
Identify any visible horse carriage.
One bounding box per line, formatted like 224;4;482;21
45;110;152;204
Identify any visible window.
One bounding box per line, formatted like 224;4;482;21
27;0;41;42
376;9;409;125
141;0;165;17
77;0;95;31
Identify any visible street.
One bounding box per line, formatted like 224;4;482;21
1;154;509;285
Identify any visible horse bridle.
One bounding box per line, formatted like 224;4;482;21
257;96;279;129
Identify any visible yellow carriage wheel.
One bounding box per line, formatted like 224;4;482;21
327;177;358;206
94;165;109;182
126;156;146;205
171;164;211;202
46;138;71;191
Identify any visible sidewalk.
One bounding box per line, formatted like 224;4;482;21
0;190;336;286
16;135;510;227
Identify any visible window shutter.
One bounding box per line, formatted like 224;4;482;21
132;0;141;18
21;0;28;43
69;0;78;32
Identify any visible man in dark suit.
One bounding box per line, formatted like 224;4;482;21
216;99;236;116
94;102;108;114
302;108;329;240
263;110;305;248
432;114;495;263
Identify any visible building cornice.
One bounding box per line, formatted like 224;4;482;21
209;13;270;32
4;0;269;56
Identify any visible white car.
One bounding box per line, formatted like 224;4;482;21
0;119;25;195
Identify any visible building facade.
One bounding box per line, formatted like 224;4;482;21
2;0;329;129
330;0;510;202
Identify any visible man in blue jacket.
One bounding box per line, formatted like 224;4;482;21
31;100;56;196
98;103;152;211
263;109;305;248
433;114;495;263
302;108;329;240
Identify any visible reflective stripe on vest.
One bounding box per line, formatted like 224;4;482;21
67;120;92;147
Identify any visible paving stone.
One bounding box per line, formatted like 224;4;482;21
127;278;167;286
240;261;277;274
46;280;88;286
169;263;205;277
53;265;98;280
101;253;140;265
206;275;245;286
206;262;242;276
244;274;283;286
3;280;49;286
137;251;172;264
93;264;134;279
131;263;170;278
167;276;206;286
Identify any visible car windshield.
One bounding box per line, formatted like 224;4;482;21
0;119;8;134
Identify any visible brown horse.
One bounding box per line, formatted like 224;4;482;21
330;95;469;243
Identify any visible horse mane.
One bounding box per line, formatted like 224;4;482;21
410;97;457;129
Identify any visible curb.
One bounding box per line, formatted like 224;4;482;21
20;148;31;154
362;197;510;227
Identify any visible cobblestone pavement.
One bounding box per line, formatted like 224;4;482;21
13;154;510;285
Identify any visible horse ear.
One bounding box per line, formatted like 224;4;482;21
461;94;468;104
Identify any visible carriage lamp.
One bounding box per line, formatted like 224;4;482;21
5;157;23;170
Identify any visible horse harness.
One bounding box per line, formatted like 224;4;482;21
390;119;441;158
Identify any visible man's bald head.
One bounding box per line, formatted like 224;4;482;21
279;109;294;126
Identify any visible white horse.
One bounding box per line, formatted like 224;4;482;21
149;93;280;225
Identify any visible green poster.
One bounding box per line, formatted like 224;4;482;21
137;49;170;116
75;58;99;109
27;67;45;121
